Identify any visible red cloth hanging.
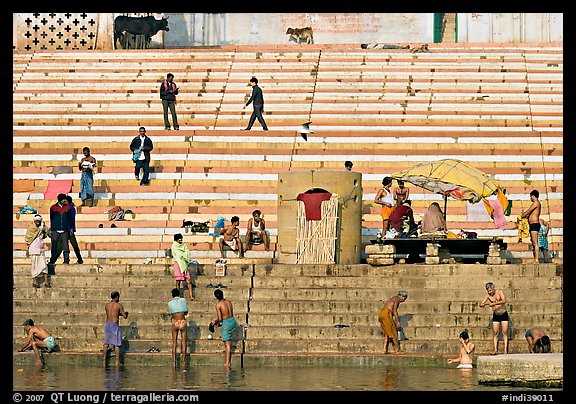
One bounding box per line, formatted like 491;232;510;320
296;191;332;220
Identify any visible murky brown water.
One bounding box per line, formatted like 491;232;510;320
13;364;561;392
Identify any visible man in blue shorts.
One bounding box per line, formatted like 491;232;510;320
18;319;57;364
209;289;237;368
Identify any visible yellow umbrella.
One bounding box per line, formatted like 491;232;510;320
390;159;504;219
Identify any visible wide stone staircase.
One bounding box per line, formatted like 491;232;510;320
13;261;563;365
13;43;563;365
13;44;563;264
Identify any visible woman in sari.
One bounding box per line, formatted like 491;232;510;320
421;202;447;234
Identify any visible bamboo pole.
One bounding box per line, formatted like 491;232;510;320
296;195;339;264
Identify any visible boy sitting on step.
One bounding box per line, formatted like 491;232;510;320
218;216;244;259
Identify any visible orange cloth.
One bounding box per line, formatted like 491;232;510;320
497;187;509;212
13;179;35;193
378;306;397;338
380;206;395;220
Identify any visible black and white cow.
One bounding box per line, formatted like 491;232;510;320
114;15;170;49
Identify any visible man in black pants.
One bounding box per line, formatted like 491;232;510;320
160;73;179;130
62;195;83;264
242;77;268;131
48;193;72;270
129;127;154;186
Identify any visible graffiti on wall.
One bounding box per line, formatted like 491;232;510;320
15;13;98;51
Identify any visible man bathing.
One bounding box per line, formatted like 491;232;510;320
378;290;408;354
103;291;129;367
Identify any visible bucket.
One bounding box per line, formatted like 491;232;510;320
397;328;407;341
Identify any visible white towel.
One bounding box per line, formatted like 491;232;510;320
466;201;489;222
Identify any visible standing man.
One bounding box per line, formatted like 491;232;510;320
160;73;179;130
103;291;129;367
24;214;51;288
48;193;72;268
378;290;408;355
374;177;395;236
78;146;96;207
63;195;83;264
393;180;410;206
18;319;57;365
130;126;154;186
209;289;237;368
521;189;542;265
168;288;189;369
480;282;509;355
242;77;268;131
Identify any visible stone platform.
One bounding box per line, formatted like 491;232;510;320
477;353;563;388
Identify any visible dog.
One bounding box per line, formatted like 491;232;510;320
410;43;430;53
286;27;314;44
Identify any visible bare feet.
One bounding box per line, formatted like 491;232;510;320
490;351;498;355
395;350;406;355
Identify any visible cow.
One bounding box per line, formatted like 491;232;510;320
114;15;170;49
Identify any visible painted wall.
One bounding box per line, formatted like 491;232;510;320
458;13;563;43
164;13;432;47
163;12;562;47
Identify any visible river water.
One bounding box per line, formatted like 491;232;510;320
13;364;561;393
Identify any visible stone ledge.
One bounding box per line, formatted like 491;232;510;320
477;353;562;388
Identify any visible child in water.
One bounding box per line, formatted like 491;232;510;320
447;329;475;368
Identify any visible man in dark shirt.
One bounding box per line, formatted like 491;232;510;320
388;200;416;235
160;73;179;130
48;193;72;267
129;127;154;186
242;77;268;131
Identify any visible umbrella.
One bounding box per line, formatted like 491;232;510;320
390;159;501;220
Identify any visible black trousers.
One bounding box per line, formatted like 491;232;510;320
162;99;179;129
59;232;82;262
49;230;69;264
247;106;268;130
134;159;150;184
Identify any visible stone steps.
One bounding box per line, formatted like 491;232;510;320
13;262;563;354
14;312;560;333
12;298;560;314
12;336;554;356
